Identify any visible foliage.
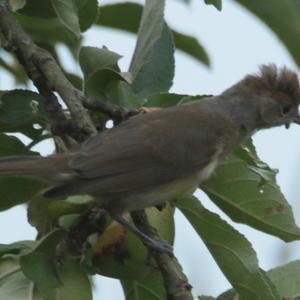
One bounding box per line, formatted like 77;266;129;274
1;0;300;299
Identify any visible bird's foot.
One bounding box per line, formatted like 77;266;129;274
143;238;173;255
113;214;173;255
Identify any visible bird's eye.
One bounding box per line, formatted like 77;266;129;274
280;104;292;116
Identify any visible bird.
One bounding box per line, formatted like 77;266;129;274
0;64;299;252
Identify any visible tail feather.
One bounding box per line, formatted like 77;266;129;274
0;154;72;177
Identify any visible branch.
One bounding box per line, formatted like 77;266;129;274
131;210;193;300
0;1;96;141
82;99;140;123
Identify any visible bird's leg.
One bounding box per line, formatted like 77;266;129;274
113;214;173;255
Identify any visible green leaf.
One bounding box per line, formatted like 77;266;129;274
83;68;125;102
55;260;93;300
129;0;175;99
217;260;300;299
0;241;35;257
28;194;92;235
0;256;42;300
105;80;142;109
65;72;83;90
175;195;280;300
75;0;98;32
146;92;210;108
18;0;56;19
268;260;300;299
172;31;210;66
79;46;122;79
146;93;187;107
16;13;80;57
50;0;98;38
0;90;48;128
20;230;66;300
216;290;237;300
0;134;45;211
204;0;222;11
79;47;141;109
233;0;300;67
0;256;92;300
50;0;81;39
121;272;166;300
202;139;300;241
97;2;209;65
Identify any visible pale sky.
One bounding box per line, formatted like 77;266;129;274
1;0;300;299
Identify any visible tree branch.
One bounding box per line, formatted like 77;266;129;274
131;210;193;300
0;0;96;141
82;99;140;123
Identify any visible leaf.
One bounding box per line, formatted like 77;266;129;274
50;0;98;38
175;195;280;300
20;230;66;300
172;31;210;66
202;139;300;241
105;80;142;109
129;0;175;99
28;194;92;235
0;89;48;126
75;0;98;32
16;13;80;57
79;47;141;109
233;0;300;67
0;134;45;211
0;256;92;300
56;260;93;300
0;256;42;300
146;92;209;107
204;0;222;11
18;0;56;19
0;241;35;257
50;0;81;39
97;2;209;65
121;272;166;300
79;46;122;79
217;260;300;299
146;93;187;107
268;260;300;299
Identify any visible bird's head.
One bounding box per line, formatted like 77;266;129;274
243;64;300;129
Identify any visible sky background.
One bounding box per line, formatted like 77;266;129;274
1;0;300;299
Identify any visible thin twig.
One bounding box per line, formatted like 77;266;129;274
0;0;96;141
131;210;193;300
82;98;140;122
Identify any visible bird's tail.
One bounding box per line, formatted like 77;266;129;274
0;154;71;178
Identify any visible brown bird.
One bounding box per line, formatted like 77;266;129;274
1;64;300;251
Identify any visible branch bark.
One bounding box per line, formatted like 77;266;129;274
82;99;140;123
131;210;193;300
0;0;96;141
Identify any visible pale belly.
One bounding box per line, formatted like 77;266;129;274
107;158;219;213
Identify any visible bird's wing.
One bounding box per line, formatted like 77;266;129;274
69;104;222;194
